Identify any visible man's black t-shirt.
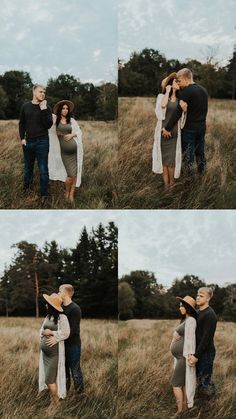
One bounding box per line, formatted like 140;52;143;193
195;306;217;359
165;83;208;132
62;301;81;347
19;101;53;140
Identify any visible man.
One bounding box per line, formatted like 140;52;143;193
47;284;84;396
19;84;53;201
188;287;217;400
162;68;208;175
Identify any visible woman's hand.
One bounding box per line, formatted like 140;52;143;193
179;100;187;112
42;329;53;336
64;133;75;141
166;85;172;94
173;331;181;341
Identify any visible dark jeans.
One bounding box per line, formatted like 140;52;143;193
65;344;84;393
23;137;49;197
181;128;206;175
197;352;216;399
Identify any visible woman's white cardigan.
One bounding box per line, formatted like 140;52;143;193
48;114;83;187
183;316;197;408
152;94;183;178
39;314;70;399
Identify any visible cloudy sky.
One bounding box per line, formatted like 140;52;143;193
119;210;236;287
0;0;117;85
0;210;119;274
119;0;235;66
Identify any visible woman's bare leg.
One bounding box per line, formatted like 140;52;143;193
69;176;76;204
173;386;183;414
182;386;187;411
162;165;169;188
168;166;175;187
65;177;72;199
47;383;60;407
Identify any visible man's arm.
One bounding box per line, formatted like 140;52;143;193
19;105;26;141
40;102;53;129
194;316;216;359
165;89;189;132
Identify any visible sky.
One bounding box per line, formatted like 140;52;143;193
119;0;236;66
0;210;119;274
0;0;117;85
118;210;236;288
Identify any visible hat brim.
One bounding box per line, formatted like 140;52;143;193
43;294;63;312
176;296;197;313
53;100;74;114
161;72;177;92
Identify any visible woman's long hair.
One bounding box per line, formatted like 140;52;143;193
46;303;60;325
180;300;198;323
56;103;72;126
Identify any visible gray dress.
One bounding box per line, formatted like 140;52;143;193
56;121;77;177
161;100;178;166
170;321;186;387
40;316;59;385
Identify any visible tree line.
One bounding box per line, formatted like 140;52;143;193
0;222;117;318
118;47;236;99
119;271;236;322
0;71;117;121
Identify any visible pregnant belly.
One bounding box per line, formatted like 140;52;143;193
40;337;58;356
58;136;77;154
170;338;184;358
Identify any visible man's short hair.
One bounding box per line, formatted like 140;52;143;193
33;83;46;91
198;287;213;300
60;283;74;297
177;68;193;80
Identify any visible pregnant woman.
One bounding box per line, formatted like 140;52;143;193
39;293;70;413
152;72;187;189
170;296;197;418
49;100;83;204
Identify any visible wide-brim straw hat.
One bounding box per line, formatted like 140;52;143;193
43;293;63;312
176;295;197;313
53;100;74;114
161;72;177;92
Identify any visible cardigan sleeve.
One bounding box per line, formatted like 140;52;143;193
183;317;196;357
155;94;166;120
52;314;70;341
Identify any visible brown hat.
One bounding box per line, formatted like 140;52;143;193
161;72;177;92
53;100;74;114
43;293;63;312
176;295;197;312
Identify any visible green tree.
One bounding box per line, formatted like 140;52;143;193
118;281;136;320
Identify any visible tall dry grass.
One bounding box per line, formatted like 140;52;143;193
118;98;236;208
118;319;236;419
0;120;118;209
0;317;117;419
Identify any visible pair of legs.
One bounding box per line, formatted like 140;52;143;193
162;165;175;188
47;383;60;407
173;386;187;415
196;352;216;400
65;176;77;203
23;137;49;197
181;128;206;176
65;344;84;395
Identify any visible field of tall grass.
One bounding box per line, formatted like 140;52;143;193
0;317;117;419
118;98;236;209
0;120;118;209
118;319;236;419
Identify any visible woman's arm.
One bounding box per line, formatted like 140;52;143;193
161;85;171;108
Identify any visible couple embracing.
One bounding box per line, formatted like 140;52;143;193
170;287;217;418
19;84;83;204
39;284;84;415
152;68;208;189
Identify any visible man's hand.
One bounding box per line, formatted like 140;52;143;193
46;336;58;347
39;100;47;110
188;354;198;366
173;331;181;341
21;139;26;146
162;128;171;138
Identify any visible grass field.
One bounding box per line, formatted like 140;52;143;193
118;98;236;209
0;317;117;419
118;319;236;419
0;120;118;209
